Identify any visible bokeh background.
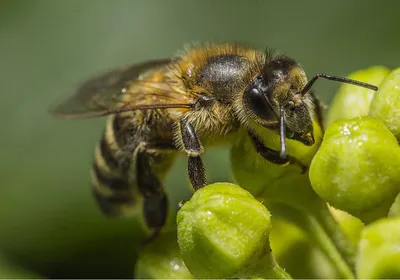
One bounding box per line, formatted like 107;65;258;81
1;0;399;278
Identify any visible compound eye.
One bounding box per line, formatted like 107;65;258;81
245;87;276;121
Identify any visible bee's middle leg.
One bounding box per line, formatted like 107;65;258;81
178;118;207;191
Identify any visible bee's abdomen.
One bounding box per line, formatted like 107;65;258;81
90;115;138;216
92;162;130;193
90;112;176;224
91;145;136;216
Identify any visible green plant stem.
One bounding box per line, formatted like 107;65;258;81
254;255;292;279
239;242;292;279
257;172;356;278
270;202;355;279
312;201;356;269
306;212;355;279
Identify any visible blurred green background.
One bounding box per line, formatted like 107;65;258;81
1;0;399;278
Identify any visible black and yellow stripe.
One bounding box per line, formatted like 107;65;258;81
90;111;177;230
91;114;139;216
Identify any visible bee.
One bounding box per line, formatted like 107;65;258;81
50;42;378;238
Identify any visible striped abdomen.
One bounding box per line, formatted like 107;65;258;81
91;113;138;216
90;111;177;230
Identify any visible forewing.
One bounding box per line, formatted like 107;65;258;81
49;58;194;119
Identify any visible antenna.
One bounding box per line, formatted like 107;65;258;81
301;73;378;96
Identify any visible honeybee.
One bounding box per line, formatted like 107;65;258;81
50;42;378;237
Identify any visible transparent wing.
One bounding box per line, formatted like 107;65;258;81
49;58;195;119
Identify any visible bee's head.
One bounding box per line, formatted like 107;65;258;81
242;55;315;150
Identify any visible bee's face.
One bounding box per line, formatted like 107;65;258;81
243;56;315;146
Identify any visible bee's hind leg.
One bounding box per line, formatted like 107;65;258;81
135;142;175;245
178;118;207;191
141;193;168;245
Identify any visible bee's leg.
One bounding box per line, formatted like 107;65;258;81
178;118;207;191
309;89;326;132
248;130;308;173
141;193;168;245
135;143;174;245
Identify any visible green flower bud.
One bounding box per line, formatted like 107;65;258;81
134;231;194;279
369;67;400;139
356;217;400;278
177;182;290;279
325;66;390;128
309;116;400;224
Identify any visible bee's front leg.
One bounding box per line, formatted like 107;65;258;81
178;118;207;191
248;130;308;174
